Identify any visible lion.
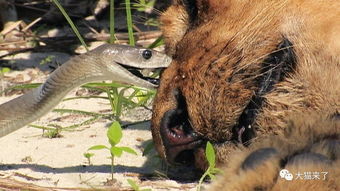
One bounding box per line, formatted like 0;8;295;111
150;0;340;190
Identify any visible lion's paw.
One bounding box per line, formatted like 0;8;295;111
208;114;340;191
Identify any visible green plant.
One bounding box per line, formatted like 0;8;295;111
142;140;154;156
0;67;10;75
127;179;151;191
88;121;137;180
147;37;164;49
51;0;88;51
43;127;62;138
197;141;223;191
132;0;159;27
109;0;115;43
125;0;135;45
39;55;55;65
83;152;95;165
141;140;164;173
0;82;41;96
133;0;156;13
144;18;159;27
82;82;156;120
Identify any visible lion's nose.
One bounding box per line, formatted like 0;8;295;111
159;89;204;165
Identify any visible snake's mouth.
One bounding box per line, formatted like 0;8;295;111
118;63;162;86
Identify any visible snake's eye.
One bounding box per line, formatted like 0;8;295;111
142;49;152;60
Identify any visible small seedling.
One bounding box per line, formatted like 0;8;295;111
83;152;94;165
142;140;155;156
29;124;62;138
197;141;223;191
142;140;164;170
133;0;156;13
21;156;33;163
127;179;151;191
39;55;55;65
88;121;137;180
42;127;62;138
0;67;10;75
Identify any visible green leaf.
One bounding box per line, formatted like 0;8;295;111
211;168;223;174
127;179;139;190
119;146;138;155
107;121;122;146
207;172;216;180
142;140;154;156
88;145;108;150
205;141;215;167
83;152;94;158
110;146;123;157
1;67;10;73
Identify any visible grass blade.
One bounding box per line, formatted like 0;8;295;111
0;83;41;94
63;116;101;130
52;108;105;117
125;0;135;45
109;0;115;43
51;0;88;51
147;36;164;49
63;96;109;102
28;124;56;131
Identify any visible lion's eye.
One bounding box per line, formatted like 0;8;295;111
142;50;152;60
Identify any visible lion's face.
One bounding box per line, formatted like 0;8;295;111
151;0;296;170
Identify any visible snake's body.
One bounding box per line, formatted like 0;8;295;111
0;44;171;137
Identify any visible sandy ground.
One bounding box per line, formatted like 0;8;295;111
0;90;200;190
0;60;201;190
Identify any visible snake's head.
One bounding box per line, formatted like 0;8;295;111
93;44;172;89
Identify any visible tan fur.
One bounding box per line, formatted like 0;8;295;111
151;0;340;190
208;114;340;191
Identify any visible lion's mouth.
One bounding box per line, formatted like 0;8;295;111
159;89;204;165
160;109;203;165
159;90;256;166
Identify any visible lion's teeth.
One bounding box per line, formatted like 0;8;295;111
178;125;183;131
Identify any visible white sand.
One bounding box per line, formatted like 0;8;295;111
0;75;199;190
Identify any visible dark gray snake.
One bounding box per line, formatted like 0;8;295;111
0;44;171;137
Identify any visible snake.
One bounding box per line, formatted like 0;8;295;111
0;44;172;137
